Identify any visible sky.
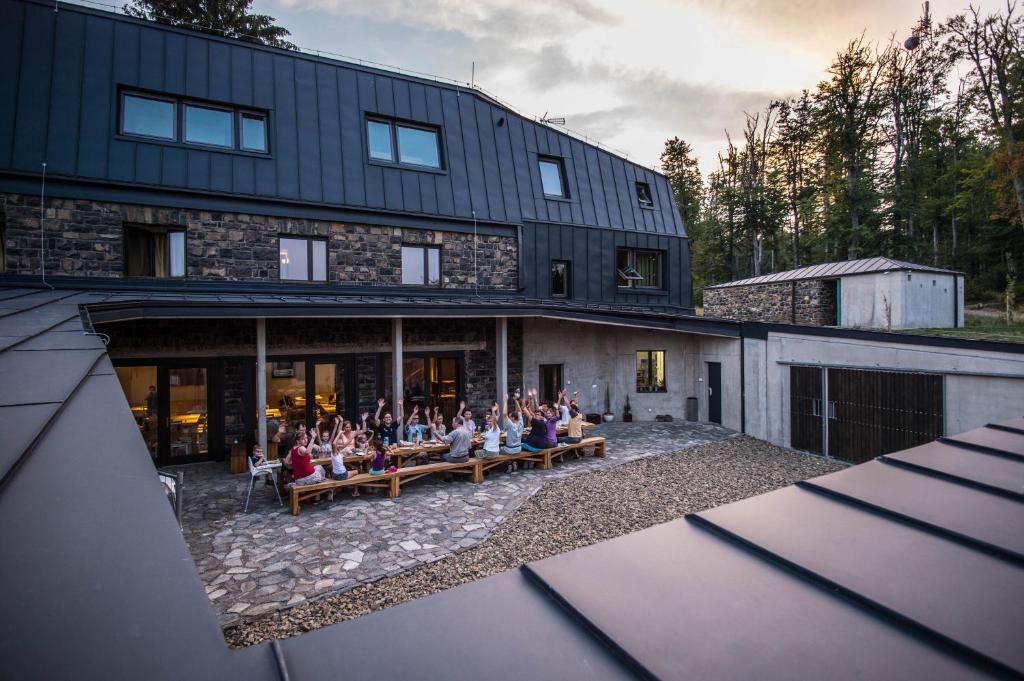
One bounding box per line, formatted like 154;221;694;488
92;0;1005;175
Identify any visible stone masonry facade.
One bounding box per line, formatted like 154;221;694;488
703;280;836;325
0;193;518;289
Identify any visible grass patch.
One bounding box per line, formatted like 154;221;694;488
900;314;1024;343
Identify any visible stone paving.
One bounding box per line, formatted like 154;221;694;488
173;421;734;626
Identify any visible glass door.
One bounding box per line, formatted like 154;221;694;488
116;365;160;460
167;367;209;462
429;357;459;420
115;363;212;466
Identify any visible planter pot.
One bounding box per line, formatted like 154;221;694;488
602;413;615;423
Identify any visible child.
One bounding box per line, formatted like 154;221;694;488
369;441;389;475
330;442;355;481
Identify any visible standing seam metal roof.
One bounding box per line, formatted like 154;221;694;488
0;283;1021;680
705;256;962;289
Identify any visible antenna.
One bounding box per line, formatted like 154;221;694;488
471;61;475;89
539;112;566;126
904;1;931;50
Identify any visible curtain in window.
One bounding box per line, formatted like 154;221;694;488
635;252;660;287
153;234;169;278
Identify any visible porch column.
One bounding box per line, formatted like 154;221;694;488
495;317;508;410
391;318;403;418
256;318;267;453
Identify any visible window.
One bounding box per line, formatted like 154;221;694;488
119;91;269;153
121;94;175;140
367;117;442;169
240;112;268;152
184;104;233;148
551;260;571;297
279;237;327;282
401;245;441;286
538;157;567;197
636;351;666;393
636;181;654;208
367;120;393;161
124;225;185;278
617;248;662;289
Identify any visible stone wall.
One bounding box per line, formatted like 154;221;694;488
0;192;518;289
703;280;837;326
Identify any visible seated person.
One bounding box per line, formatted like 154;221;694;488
373;397;404;446
501;394;525;455
249;443;269;468
405;405;429;443
427;406;446;439
558;392;584;445
430;415;471;463
330;442;356;481
368;441;390;475
287;433;326;488
459;400;476;434
477;406;502;460
521;389;557;452
556;390;571;426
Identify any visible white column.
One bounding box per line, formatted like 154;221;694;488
391;318;403;418
256;318;267;453
495;317;508;409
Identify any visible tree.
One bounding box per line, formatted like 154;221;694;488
772;92;818;267
660;137;704;231
944;2;1024;231
814;37;889;258
124;0;296;49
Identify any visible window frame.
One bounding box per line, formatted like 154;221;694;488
183;101;235;150
117;89;271;156
550;259;571;298
616;248;663;290
635;350;667;393
635;181;655;209
365;116;445;171
538;155;569;199
400;244;443;288
122;224;187;279
238;110;269;153
278;235;328;283
120;92;177;142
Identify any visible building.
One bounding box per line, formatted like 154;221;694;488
0;0;743;468
704;257;965;330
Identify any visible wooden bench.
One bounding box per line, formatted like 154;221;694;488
475;436;607;474
289;458;482;515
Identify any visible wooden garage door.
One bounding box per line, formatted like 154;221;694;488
827;368;944;464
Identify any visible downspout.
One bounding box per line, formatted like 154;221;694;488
739;331;746;434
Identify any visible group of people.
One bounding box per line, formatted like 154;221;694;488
249;388;586;497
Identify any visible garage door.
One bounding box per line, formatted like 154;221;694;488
790;366;944;464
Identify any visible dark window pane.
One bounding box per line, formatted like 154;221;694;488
124;225;183;278
280;237;309;280
397;125;440;167
402;246;425;285
368;120;393;161
240;113;267;152
551;260;569;296
185;105;233;148
636;182;654;207
122;95;174;140
427;248;441;286
539;159;565;197
617;249;630;287
311;240;326;281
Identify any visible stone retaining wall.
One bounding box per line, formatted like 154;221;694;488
703;279;836;325
0;192;517;289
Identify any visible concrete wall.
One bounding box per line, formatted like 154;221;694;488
520;319;742;429
745;331;1024;449
840;271;961;330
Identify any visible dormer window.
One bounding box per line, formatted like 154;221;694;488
636;182;654;208
366;117;443;169
538;157;568;198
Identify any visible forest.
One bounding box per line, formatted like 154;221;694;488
661;2;1024;308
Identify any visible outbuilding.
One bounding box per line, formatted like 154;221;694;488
703;257;964;330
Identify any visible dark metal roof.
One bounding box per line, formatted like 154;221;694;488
0;282;1021;680
706;256;961;289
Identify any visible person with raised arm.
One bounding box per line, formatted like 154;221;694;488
458;399;476;434
521;388;557;452
373;396;403;447
477;402;502;460
405;404;429;443
558;390;584;445
501;392;525;456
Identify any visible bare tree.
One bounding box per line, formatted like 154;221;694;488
945;2;1024;231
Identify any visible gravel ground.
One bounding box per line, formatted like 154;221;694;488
224;435;845;647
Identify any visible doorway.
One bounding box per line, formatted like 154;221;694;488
116;362;218;466
706;362;722;424
540;364;564;405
